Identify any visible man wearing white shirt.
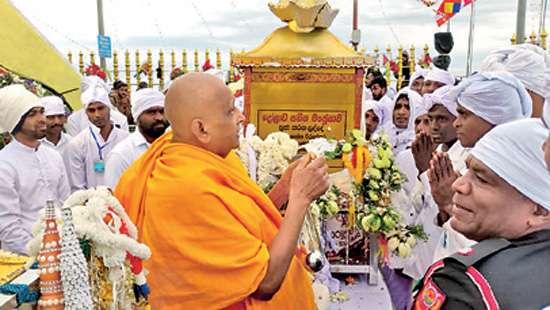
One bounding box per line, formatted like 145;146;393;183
65;83;129;191
0;85;70;254
40;96;71;154
105;88;168;189
428;71;532;262
401;86;460;281
65;76;129;136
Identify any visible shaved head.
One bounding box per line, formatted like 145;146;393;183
165;73;244;157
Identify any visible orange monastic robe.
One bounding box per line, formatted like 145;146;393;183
115;133;315;309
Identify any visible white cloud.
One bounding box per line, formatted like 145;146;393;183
8;0;542;75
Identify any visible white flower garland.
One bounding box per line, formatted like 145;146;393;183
27;187;151;269
250;132;299;190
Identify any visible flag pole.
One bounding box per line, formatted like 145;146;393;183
539;0;548;37
466;1;476;76
517;0;527;44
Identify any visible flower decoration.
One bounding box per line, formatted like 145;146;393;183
247;132;299;192
170;67;184;80
308;131;426;259
0;65;52;97
28;188;151;309
84;64;107;81
310;185;352;220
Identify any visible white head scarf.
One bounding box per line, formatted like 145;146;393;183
363;99;389;131
81;75;110;93
425;67;455;86
131;88;165;121
81;83;112;110
423;85;457;117
409;67;429;86
0;85;43;133
415;96;429;119
41;96;66;117
382;88;421;152
480;44;550;97
447;71;532;125
471;118;550;210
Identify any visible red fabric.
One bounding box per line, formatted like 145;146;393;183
465;266;500;310
202;59;214;71
436;0;473;26
104;207;144;274
423;261;445;285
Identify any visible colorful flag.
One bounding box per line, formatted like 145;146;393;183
436;0;475;26
443;0;462;14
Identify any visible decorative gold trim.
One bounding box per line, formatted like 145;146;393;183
251;71;355;83
233;56;372;68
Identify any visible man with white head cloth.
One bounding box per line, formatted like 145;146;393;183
413;118;550;309
428;71;533;263
65;76;129;136
415;85;463;176
480;44;550;117
0;85;70;254
398;86;462;281
105;88;169;189
65;83;129;191
409;67;429;95
421;67;455;96
382;88;422;153
362;99;388;140
395;89;431;195
40;96;71;155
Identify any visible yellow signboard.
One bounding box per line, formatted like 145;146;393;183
257;110;347;144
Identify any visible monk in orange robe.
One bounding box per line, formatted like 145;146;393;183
115;72;330;309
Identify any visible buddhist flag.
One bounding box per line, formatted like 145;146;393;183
436;0;475;26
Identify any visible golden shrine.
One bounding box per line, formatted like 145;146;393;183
233;0;374;145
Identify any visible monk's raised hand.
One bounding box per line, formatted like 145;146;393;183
289;156;329;204
278;155;306;189
268;155;310;209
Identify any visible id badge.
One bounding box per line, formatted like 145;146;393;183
94;160;105;173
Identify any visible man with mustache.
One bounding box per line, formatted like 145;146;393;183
65;82;129;191
428;71;532;262
40;96;71;155
0;85;70;254
105;88;169;189
413;119;550;309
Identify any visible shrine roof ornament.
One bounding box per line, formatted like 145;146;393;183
268;0;339;33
